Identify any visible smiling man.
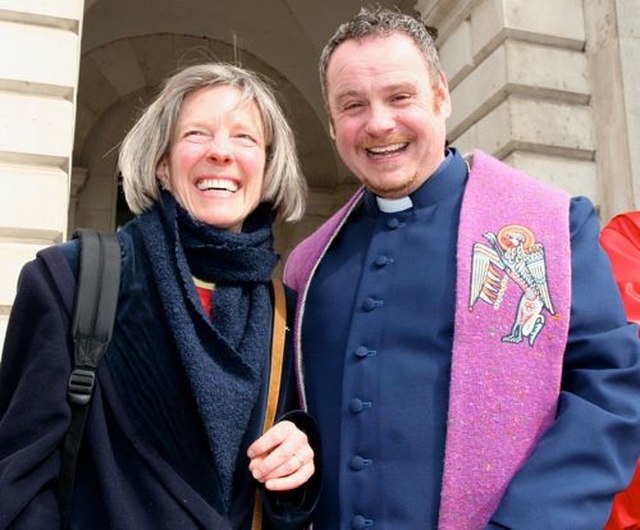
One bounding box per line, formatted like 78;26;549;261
284;6;640;530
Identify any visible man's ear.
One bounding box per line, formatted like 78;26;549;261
328;116;336;140
435;72;451;118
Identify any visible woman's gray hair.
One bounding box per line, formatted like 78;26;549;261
119;62;306;222
319;6;443;107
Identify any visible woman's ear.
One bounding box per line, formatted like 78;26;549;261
156;158;170;190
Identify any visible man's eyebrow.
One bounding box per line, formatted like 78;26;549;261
334;82;416;101
383;81;416;92
334;89;362;102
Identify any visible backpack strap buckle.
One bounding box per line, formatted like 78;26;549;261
67;368;96;406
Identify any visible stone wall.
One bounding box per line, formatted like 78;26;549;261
416;0;639;221
0;0;84;348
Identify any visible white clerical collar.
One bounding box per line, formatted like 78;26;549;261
376;196;413;213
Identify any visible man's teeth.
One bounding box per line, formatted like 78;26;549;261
197;179;238;192
367;142;408;155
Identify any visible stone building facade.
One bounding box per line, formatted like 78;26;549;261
1;0;639;347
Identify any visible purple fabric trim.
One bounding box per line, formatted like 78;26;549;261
283;188;365;409
439;150;571;529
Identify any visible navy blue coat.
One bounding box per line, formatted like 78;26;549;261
0;221;318;529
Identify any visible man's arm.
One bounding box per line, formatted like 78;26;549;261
486;197;640;529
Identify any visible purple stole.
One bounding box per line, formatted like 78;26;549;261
439;150;571;527
284;150;571;528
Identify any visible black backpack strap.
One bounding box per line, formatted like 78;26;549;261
59;229;121;528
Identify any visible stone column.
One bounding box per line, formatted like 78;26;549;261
416;0;600;205
584;0;640;221
0;0;84;349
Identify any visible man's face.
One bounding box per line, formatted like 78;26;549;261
326;32;451;198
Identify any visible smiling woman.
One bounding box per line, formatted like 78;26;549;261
0;63;318;530
120;63;306;222
156;85;267;232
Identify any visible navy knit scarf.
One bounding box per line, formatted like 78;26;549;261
136;192;278;507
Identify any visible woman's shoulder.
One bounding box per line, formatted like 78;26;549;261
33;224;140;298
56;238;81;274
28;240;79;306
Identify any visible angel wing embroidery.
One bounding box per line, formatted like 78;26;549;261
469;224;554;346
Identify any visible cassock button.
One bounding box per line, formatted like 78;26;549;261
354;346;376;359
349;398;372;413
386;217;401;229
349;455;372;471
374;255;393;267
363;297;383;311
351;515;374;529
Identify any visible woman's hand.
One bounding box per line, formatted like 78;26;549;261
247;420;315;491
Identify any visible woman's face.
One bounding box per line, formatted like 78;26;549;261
157;85;267;231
